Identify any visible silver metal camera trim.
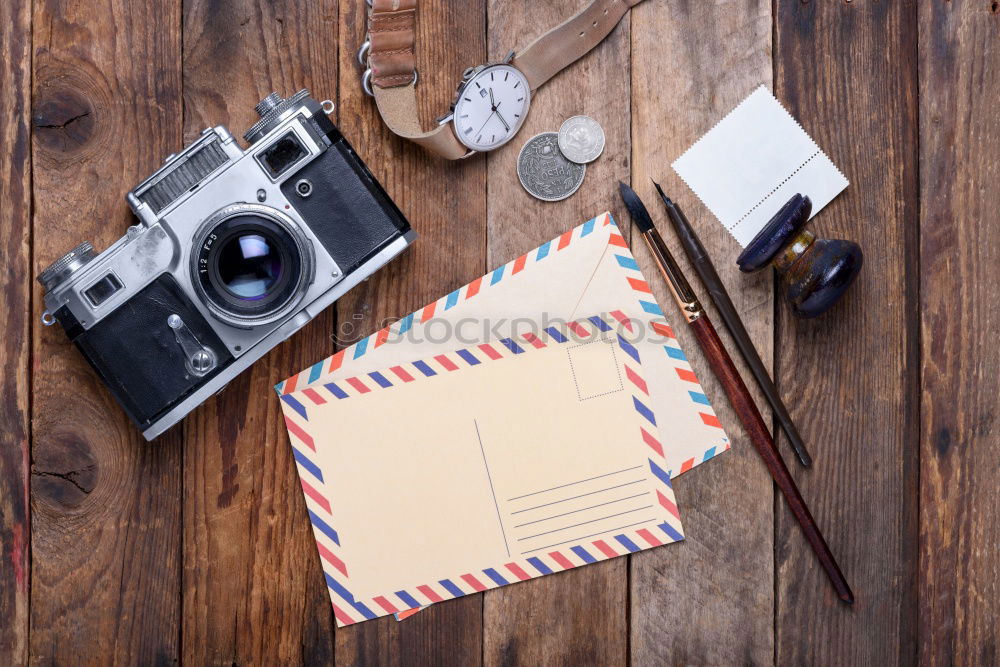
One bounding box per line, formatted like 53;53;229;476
37;90;418;440
189;202;320;328
143;229;415;440
39;224;177;330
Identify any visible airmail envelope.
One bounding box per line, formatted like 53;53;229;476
280;316;686;626
278;212;729;477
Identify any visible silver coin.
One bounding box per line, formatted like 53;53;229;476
557;115;605;164
517;132;586;202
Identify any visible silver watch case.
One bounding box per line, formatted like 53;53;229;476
438;55;531;153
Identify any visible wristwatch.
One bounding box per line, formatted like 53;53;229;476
358;0;645;159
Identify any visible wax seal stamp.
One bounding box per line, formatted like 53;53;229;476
736;194;863;319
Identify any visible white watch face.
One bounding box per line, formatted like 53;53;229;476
452;64;531;151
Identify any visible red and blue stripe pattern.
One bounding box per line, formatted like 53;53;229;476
279;315;685;626
278;212;729;477
605;232;731;473
275;213;617;396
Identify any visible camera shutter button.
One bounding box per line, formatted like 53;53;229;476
255;93;283;117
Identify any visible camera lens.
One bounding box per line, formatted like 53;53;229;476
216;233;282;301
194;207;312;325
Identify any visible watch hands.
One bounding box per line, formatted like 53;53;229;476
471;89;509;140
474;110;496;137
495;108;510;132
487;89;510;132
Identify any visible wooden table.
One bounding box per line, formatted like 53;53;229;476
2;0;997;663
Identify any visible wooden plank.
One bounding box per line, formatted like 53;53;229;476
628;1;775;663
333;1;487;663
0;0;32;662
29;0;184;662
180;0;338;662
918;2;1000;664
480;2;632;664
774;2;920;664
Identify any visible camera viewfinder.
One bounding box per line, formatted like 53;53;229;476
258;132;307;179
84;273;123;307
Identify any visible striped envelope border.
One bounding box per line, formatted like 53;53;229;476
281;314;685;626
278;213;729;477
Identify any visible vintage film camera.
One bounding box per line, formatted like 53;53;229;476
38;90;415;440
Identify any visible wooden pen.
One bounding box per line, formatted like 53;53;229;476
618;181;854;604
652;182;813;468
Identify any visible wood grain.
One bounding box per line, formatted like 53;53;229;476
180;0;338;662
774;1;920;664
7;1;1000;663
333;1;487;664
0;0;32;662
29;0;184;662
481;1;632;664
918;2;1000;664
628;1;775;663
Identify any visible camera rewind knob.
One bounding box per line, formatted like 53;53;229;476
37;241;96;292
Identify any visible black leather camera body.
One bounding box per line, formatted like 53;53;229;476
38;90;415;439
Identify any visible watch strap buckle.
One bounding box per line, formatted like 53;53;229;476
361;67;417;98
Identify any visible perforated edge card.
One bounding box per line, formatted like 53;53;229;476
672;86;848;246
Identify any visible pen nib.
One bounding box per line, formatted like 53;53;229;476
651;180;673;207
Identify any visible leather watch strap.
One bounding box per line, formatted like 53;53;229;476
368;0;417;89
512;0;644;90
367;0;470;159
365;0;644;159
373;85;471;159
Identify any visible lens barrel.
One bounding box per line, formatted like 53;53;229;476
192;204;313;326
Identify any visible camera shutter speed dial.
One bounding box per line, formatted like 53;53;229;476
244;90;312;143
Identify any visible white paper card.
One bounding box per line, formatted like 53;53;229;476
672;86;849;247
